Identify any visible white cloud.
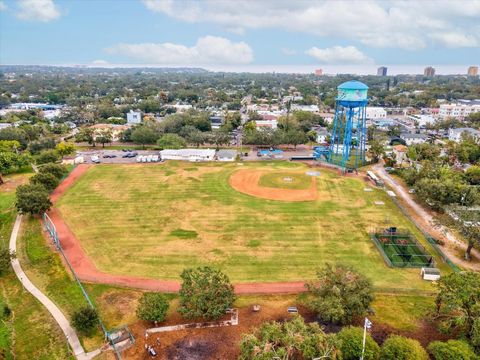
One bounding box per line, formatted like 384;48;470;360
105;36;253;65
0;1;7;11
16;0;61;22
306;46;373;64
141;0;480;49
91;60;109;66
429;32;478;47
281;48;296;56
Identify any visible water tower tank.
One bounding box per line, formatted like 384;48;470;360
337;80;368;105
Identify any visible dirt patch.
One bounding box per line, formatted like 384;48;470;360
229;169;317;202
167;338;218;360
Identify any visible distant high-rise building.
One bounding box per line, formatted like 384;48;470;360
468;66;478;76
315;69;323;76
424;66;435;77
377;66;387;76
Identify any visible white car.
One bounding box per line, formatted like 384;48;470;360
90;155;100;164
136;156;142;163
152;155;159;162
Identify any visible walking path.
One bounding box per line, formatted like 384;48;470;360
373;164;480;271
9;214;101;360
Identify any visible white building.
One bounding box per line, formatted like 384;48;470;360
366;107;387;119
315;128;329;143
400;132;429;145
408;114;437;127
160;149;216;162
127;110;142;124
255;119;278;130
216;149;237;162
448;128;480;143
439;103;480;119
291;104;320;113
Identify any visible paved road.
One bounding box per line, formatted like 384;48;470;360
373;163;480;268
9;214;101;360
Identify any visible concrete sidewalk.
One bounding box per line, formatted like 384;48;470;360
9;214;100;360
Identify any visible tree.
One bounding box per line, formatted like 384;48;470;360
55;142;76;156
39;163;68;180
368;139;385;162
75;127;96;147
435;271;480;348
428;340;477;360
72;307;99;336
465;165;480;185
462;225;480;261
36;149;60;164
0;249;15;276
30;172;59;192
210;130;230;149
239;316;341;360
186;129;206;148
16;184;52;214
96;129;113;148
131;126;158;149
380;335;428;360
337;326;380;360
136;293;169;323
157;134;186;149
284;129;307;148
178;266;235;320
305;263;374;325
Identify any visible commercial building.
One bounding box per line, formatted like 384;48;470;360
424;66;435;77
126;110;142;124
366;107;387;119
255;119;278;130
408;114;436;127
468;66;478;76
160;149;216;162
448;128;480;143
377;67;387;76
216;149;237;162
439;102;480;119
290;104;320;113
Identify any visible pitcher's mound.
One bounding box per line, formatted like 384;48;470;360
229;169;317;202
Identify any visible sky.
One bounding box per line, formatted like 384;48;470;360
0;0;479;74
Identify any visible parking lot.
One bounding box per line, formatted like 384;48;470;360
76;149;162;164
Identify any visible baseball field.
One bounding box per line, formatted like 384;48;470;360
55;161;447;291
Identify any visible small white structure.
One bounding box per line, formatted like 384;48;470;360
448;128;480;143
255;119;278;130
366;107;387;119
127;110;142;124
217;149;237;162
74;156;85;164
315;128;329;143
400;132;428;145
421;267;440;281
160;149;216;162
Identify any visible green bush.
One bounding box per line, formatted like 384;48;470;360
428;340;477;360
337;326;379;360
30;172;59;192
136;293;169;323
72;307;98;336
39;163;68;179
380;335;428;360
36;149;60;164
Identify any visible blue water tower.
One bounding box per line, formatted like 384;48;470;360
328;80;368;170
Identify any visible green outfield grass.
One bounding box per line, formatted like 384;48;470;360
258;171;312;190
56;161;449;291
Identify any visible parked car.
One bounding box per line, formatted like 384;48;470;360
91;155;100;164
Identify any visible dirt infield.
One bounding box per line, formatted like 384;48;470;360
45;164;306;294
229;169;317;201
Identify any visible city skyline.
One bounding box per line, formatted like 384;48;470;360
1;0;479;69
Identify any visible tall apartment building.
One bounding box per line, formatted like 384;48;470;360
315;69;323;76
468;66;478;76
424;66;435;77
439;102;480;119
376;66;387;76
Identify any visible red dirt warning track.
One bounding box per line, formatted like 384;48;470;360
46;164;306;294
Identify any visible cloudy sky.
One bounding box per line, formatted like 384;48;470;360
0;0;479;73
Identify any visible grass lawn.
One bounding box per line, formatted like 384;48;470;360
57;161;449;291
259;171;312;190
0;173;74;359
